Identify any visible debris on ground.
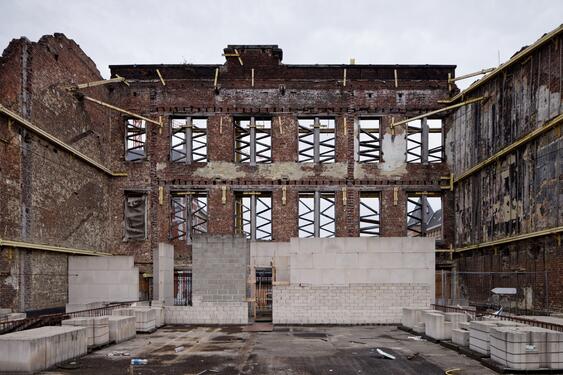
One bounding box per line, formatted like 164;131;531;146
376;348;396;360
407;336;424;341
407;352;419;360
350;340;366;344
174;346;185;352
130;358;148;365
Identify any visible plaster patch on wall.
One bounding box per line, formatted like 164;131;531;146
192;162;247;179
156;162;167;171
377;130;407;175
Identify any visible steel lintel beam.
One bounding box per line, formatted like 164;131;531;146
0;238;111;256
455;226;563;253
82;96;162;127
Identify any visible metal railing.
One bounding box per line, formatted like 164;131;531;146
0;302;137;335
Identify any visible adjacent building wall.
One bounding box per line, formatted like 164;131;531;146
0;34;113;312
444;29;562;310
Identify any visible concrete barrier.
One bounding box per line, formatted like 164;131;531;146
0;326;87;372
469;320;525;355
132;308;156;332
112;308;135;317
401;308;425;329
452;328;469;347
107;316;136;343
62;316;109;347
425;313;452;340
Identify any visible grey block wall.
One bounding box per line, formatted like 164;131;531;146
192;235;249;303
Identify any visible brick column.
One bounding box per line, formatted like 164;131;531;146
380;188;407;236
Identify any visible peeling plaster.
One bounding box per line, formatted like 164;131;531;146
192;161;247;179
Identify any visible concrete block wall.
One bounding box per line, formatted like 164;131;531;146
273;284;431;324
164;301;248;325
68;255;139;304
272;237;435;324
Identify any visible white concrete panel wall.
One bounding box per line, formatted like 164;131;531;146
272;237;435;324
68;256;139;304
153;243;174;305
250;241;291;282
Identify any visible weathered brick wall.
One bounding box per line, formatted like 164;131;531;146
107;45;455;265
0;34;113;311
273;284;432;324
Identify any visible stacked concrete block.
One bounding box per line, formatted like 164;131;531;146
107;315;136;343
112;308;135;317
425;313;452;340
0;326;87;372
401;308;426;329
546;330;563;369
445;312;468;329
68;255;139;304
132;308;156;332
62;316;109;347
164;303;249;325
469;320;525;355
452;328;470;346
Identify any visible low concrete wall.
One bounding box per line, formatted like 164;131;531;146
0;326;87;372
274;284;431;324
164;301;248;325
68;256;139;304
272;237;435;324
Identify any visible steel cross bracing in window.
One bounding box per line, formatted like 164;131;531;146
298;191;335;238
170;192;208;244
359;193;380;236
171;117;208;163
234;118;272;165
234;192;272;240
407;195;429;237
125;119;146;161
298;118;335;163
407;118;444;164
358;119;381;162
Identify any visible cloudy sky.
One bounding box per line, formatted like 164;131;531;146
1;0;561;88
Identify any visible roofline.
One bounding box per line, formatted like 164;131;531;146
109;63;456;70
444;24;562;103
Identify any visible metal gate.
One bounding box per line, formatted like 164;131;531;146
174;271;192;306
255;268;272;321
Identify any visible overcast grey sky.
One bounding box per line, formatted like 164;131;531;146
1;0;561;88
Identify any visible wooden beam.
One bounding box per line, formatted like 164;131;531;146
455;114;562;183
0;104;126;177
448;67;495;83
67;76;128;90
391;96;485;128
82;96;162;127
156;69;166;86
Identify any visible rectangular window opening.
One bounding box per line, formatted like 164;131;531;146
125;119;146;161
170;191;208;244
407;118;444;164
358;118;381;162
298;117;335;163
171;117;208;163
234;117;272;165
359;192;380;236
234;192;272;240
124;192;147;241
407;194;442;238
298;191;335;238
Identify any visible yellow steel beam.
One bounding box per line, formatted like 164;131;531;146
440;24;562;104
448;67;495;83
391;96;485;128
455;114;562;183
0;238;111;256
82;96;162;127
156;69;166;86
455;226;563;253
67;76;129;90
0;104;126;177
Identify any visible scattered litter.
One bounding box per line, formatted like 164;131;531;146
174;346;185;352
320;338;328;342
407;352;419;360
108;351;130;357
445;368;461;375
130;358;148;365
350;340;366;344
407;336;424;341
196;370;208;375
493;307;503;316
376;348;396;360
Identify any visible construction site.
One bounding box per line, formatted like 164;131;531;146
0;18;561;374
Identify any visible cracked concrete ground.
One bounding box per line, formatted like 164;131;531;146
38;325;496;375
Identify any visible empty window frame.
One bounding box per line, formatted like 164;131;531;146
234;192;272;240
298;117;336;163
358;118;381;162
406;118;444;163
359;192;380;236
234;117;272;165
170;192;208;244
124;192;147;241
407;193;442;237
298;191;335;238
125;119;146;161
171;117;208;163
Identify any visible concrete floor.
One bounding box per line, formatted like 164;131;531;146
38;325;496;375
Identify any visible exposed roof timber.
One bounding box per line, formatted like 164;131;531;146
391;96;485;127
66;76;129;90
0;104;127;177
442;24;563;104
0;238;111;256
82;96;163;127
